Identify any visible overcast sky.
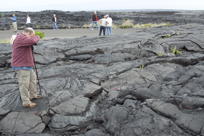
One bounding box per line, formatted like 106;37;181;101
0;0;204;11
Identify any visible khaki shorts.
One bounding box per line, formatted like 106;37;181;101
12;22;17;32
16;69;38;105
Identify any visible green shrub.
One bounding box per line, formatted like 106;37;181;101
156;52;164;56
161;34;172;39
119;25;133;29
35;31;45;39
139;64;144;70
161;32;177;39
171;46;182;55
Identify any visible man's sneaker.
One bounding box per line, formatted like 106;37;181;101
23;102;37;108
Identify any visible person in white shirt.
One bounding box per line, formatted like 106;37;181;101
26;15;32;27
98;15;107;36
105;15;113;35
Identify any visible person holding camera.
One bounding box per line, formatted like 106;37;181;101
11;27;41;108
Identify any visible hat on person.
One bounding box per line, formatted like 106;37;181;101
23;27;35;34
105;14;109;17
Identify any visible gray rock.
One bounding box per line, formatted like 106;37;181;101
52;96;89;115
146;99;204;134
85;129;108;136
49;114;86;130
0;112;45;134
1;20;204;136
107;90;119;100
82;82;102;97
69;54;92;61
141;39;165;55
17;134;52;136
0;107;10;116
104;105;128;134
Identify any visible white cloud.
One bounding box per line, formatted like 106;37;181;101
0;0;204;11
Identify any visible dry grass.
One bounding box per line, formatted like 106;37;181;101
82;20;173;29
116;19;173;29
133;23;173;28
0;40;10;44
82;24;91;28
119;20;134;28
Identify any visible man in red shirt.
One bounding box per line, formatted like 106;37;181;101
11;27;41;108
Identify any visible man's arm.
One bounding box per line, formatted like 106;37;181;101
15;35;40;47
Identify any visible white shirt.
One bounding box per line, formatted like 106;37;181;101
26;17;31;24
106;17;112;27
54;17;57;22
99;18;107;26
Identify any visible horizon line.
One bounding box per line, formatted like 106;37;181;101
1;8;204;12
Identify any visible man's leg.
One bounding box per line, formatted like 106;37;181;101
108;27;112;35
16;70;32;105
94;21;98;28
106;27;110;35
102;27;106;36
52;23;55;29
12;22;17;32
55;23;58;29
96;21;99;29
91;21;95;30
110;27;112;35
29;69;39;99
99;26;102;36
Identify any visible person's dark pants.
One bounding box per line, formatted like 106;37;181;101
99;26;106;36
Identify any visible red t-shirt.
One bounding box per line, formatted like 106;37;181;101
11;33;40;67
